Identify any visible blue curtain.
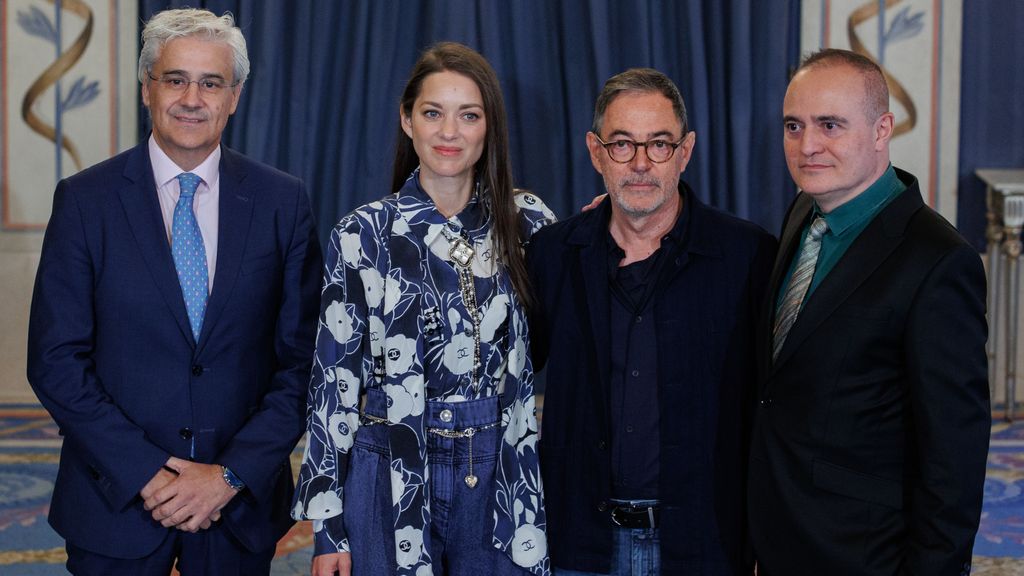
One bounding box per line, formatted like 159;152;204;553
140;0;800;242
957;0;1024;250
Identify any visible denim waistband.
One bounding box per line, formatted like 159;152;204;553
362;388;501;430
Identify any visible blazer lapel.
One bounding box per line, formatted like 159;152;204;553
569;205;614;422
118;144;196;345
196;148;254;354
772;187;922;370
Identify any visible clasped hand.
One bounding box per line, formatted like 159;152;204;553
140;456;238;532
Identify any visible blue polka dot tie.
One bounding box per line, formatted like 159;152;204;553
172;173;209;340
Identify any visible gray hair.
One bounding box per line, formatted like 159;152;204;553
138;8;249;85
592;68;688;135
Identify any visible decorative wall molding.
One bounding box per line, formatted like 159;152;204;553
2;0;137;230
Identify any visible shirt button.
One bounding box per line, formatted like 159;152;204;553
440;409;453;423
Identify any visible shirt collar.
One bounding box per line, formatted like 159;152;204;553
399;167;489;246
148;135;221;192
814;164;903;238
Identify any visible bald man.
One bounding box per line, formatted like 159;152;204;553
748;48;989;576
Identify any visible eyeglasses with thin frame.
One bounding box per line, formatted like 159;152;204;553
592;133;686;163
147;73;240;95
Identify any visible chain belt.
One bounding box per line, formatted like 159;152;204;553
359;412;498;489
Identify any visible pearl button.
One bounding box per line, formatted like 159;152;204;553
440;409;453;423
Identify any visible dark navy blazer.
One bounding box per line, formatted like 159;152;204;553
528;183;776;575
27;142;322;558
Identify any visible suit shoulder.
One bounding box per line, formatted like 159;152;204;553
908;205;972;249
235;153;301;187
61;148;137;189
530;208;601;249
697;202;777;256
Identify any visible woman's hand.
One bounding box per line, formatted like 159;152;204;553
312;551;352;576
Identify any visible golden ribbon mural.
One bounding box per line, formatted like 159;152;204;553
847;0;918;136
20;0;93;172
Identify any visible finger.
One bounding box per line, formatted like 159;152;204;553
210;510;221;522
165;456;190;473
154;499;189;524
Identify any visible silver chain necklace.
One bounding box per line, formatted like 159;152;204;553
441;226;482;392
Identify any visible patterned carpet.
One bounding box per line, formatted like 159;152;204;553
2;404;1023;574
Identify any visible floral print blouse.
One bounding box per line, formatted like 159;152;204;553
292;171;556;575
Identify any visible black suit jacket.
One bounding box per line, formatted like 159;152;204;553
27;142;322;558
530;183;776;575
748;169;990;575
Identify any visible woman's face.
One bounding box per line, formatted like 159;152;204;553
402;70;487;188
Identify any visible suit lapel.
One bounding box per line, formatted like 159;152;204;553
118;144;196;345
197;148;254;354
771;185;922;371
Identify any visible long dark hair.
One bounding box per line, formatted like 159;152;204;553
392;42;533;310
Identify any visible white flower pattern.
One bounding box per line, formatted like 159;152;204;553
292;173;555;575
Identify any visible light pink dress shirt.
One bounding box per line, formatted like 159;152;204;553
150;136;220;292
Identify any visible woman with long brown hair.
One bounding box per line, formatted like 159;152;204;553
292;42;555;576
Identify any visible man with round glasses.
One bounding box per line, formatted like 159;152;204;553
528;68;775;574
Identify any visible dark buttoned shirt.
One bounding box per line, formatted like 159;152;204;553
605;207;687;499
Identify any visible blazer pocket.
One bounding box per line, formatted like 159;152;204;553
812;458;902;509
240;251;278;276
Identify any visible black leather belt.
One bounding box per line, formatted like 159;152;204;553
610;503;659;529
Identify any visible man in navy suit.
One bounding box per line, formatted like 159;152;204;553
529;68;775;575
27;8;321;574
748;49;989;575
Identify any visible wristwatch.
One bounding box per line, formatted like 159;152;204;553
221;465;245;491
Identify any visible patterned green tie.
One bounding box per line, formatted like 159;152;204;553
773;216;828;361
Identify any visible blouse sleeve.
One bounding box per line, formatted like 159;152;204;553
291;213;372;555
514;191;559;244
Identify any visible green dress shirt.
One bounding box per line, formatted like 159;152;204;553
777;165;907;308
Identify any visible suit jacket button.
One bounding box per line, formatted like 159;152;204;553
760;397;773;406
597;440;608;450
179;427;193;440
597;501;608;512
192;364;203;376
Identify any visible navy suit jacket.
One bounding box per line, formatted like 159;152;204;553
528;183;776;575
749;169;990;575
27;142;322;558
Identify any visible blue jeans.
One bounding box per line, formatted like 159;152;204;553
344;392;528;575
554;500;660;576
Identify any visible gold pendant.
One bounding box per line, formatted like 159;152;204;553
464;474;479;488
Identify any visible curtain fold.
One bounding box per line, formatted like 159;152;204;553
140;0;799;242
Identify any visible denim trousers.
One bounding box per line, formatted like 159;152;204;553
554;500;660;576
344;392;528;575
